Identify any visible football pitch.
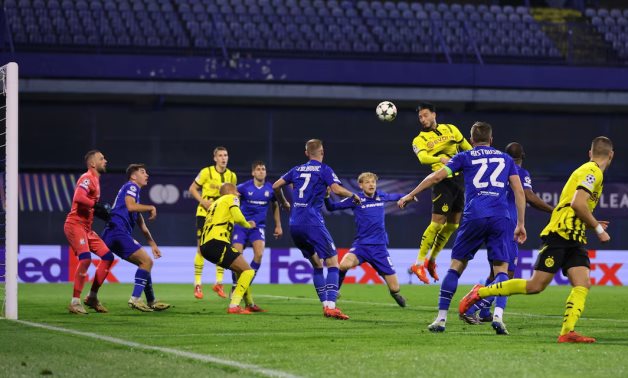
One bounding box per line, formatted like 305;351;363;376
2;283;627;377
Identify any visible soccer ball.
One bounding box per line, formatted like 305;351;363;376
376;101;397;122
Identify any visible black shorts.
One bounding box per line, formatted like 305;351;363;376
431;174;464;215
534;233;590;276
196;216;205;239
200;239;241;269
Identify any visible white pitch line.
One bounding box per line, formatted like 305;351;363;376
256;294;628;324
14;320;301;378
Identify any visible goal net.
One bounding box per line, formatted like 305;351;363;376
0;62;18;320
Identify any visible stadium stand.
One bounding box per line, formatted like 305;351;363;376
1;1;626;65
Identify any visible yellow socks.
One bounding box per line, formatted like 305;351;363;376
429;223;458;260
230;269;255;307
216;265;225;284
193;249;204;286
560;286;589;336
479;278;528;297
417;222;444;263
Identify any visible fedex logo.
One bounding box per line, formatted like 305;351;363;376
18;245;119;283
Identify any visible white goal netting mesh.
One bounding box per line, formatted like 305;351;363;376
1;62;18;320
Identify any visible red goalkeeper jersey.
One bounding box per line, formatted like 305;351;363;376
65;171;100;229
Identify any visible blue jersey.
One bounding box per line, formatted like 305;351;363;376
507;166;532;224
281;160;342;226
325;191;403;245
446;146;518;220
237;179;275;228
104;181;140;234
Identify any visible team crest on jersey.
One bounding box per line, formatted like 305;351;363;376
233;234;238;240
544;256;555;268
264;191;270;197
427;141;434;149
248;192;253;196
442;203;449;213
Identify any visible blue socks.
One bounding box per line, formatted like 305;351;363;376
144;272;155;303
492;272;509;312
326;267;339;303
133;268;150;298
250;260;261;283
313;268;326;302
439;269;461;310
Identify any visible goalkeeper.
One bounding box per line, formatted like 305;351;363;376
100;164;170;312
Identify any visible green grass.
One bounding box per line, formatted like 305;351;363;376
2;283;628;377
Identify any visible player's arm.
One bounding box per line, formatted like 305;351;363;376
324;191;356;212
416;149;441;166
230;205;255;229
524;189;554;213
571;189;610;242
329;183;360;204
509;174;527;244
271;201;283;239
272;178;291;211
73;186;96;207
189;180;212;210
137;213;161;259
398;168;448;208
125;195;157;221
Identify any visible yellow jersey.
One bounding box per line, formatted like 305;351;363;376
200;194;251;244
194;166;237;217
541;162;604;244
412;123;472;172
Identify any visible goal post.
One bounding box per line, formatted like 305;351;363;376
2;62;18;320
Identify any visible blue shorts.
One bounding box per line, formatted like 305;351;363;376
101;229;142;260
451;216;510;263
350;244;396;276
290;225;337;259
232;225;265;247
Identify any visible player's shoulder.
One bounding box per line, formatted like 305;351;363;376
573;161;603;177
439;123;460;133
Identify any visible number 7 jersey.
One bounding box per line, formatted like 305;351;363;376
280;159;342;227
444;146;518;221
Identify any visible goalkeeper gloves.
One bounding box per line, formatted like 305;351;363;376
93;202;112;222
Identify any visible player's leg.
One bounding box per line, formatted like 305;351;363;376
558;246;595;343
193;216;205;299
227;253;255;314
430;218;482;332
85;231;114;310
242;237;267;312
126;248;156;312
425;210;462;282
383;274;406;307
338;250;360;290
65;224;91;314
365;246;405;307
231;240;245;296
412;213;445;284
291;225;327;309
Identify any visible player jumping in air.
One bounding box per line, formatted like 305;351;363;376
324;172;407;307
273;139;361;320
460;137;613;343
63;150;115;314
399;122;526;334
410;102;472;284
101;164;170;312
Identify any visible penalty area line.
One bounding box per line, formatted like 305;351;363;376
14;319;301;378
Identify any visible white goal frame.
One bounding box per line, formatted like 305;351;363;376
3;62;18;320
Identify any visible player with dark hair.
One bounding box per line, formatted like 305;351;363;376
324;172;407;307
410;102;472;284
199;183;257;314
63;150;115;314
230;160;283;312
399;122;526;334
460;137;613;343
462;142;554;324
189;146;237;299
273;139;361;320
101;164;169;312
